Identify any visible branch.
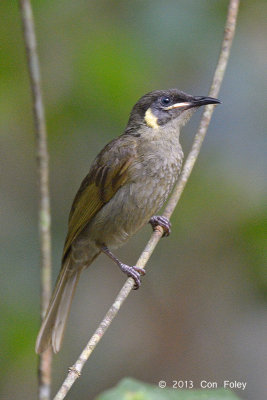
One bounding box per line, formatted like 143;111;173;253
19;1;52;399
54;1;239;398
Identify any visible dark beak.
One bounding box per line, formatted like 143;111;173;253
191;96;221;107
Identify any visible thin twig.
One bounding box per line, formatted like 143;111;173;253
54;1;239;398
19;1;52;400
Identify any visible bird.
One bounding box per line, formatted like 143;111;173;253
35;88;220;354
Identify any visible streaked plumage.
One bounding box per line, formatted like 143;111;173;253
36;89;220;353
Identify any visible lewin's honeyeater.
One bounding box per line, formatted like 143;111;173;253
36;88;220;353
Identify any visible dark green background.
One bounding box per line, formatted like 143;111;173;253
0;1;266;399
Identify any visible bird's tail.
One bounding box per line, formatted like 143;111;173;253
35;256;81;354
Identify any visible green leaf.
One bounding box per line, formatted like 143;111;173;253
95;378;242;400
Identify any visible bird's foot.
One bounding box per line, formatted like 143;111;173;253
119;263;146;290
101;245;145;289
149;215;171;237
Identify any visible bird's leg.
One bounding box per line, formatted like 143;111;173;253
149;215;171;237
100;245;145;290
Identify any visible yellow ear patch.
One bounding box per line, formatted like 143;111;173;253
144;108;159;129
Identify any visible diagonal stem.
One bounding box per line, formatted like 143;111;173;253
54;1;240;398
18;1;52;399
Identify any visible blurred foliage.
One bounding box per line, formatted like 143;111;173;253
95;378;241;400
0;304;37;373
237;211;267;297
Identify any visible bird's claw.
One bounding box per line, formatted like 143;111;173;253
119;264;146;290
149;215;171;237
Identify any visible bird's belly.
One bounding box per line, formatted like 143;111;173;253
84;173;176;249
74;139;183;252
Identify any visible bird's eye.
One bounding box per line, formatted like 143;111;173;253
160;96;171;107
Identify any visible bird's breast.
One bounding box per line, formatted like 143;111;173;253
129;137;183;209
87;136;183;248
75;132;184;251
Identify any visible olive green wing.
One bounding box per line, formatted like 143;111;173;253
62;137;137;260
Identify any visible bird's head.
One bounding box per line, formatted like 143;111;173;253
125;89;220;134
